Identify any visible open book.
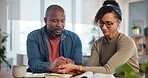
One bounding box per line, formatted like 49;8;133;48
24;72;47;78
74;71;115;78
24;72;72;78
24;71;115;78
45;73;72;78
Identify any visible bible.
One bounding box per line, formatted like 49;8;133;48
74;71;115;78
45;73;72;78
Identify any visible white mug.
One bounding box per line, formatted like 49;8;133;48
12;65;27;77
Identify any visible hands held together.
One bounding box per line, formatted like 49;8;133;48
48;56;84;75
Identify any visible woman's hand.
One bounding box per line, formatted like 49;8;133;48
56;63;79;74
66;70;82;76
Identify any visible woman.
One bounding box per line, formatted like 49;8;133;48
56;0;139;74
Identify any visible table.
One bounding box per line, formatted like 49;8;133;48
0;71;13;78
0;71;124;78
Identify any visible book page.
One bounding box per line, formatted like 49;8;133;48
25;72;47;78
92;73;115;78
74;71;93;78
45;73;72;78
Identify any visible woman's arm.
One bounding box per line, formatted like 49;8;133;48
88;40;100;66
85;37;139;74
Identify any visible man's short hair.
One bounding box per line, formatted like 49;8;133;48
45;5;64;17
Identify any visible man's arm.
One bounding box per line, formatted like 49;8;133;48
27;33;50;73
72;36;83;65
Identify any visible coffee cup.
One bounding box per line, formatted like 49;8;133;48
12;65;27;78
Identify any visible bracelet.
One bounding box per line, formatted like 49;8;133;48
79;66;83;71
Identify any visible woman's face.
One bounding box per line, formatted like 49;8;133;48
99;12;120;36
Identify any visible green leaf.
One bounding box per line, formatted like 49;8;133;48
89;36;95;45
0;46;5;55
125;72;138;78
116;64;133;73
2;36;7;43
132;25;139;29
3;55;6;58
1;56;11;69
140;62;148;74
115;64;138;78
0;33;11;69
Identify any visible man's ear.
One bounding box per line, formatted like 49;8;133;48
44;17;47;24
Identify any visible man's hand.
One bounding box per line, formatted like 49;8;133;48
48;56;75;72
59;56;75;64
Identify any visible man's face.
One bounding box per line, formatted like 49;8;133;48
44;10;65;37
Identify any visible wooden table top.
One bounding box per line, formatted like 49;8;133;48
0;71;124;78
0;71;13;78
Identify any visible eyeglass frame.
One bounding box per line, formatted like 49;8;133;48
98;20;118;28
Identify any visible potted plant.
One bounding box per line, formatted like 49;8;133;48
115;63;148;78
89;26;99;49
140;62;148;78
132;25;139;35
0;28;11;70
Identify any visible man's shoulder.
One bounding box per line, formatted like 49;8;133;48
27;27;45;38
64;29;78;36
28;27;44;35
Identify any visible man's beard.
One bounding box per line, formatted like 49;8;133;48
47;27;63;37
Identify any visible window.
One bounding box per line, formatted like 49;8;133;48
7;0;103;65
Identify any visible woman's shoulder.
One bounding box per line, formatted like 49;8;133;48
95;36;104;42
93;36;105;46
118;33;135;43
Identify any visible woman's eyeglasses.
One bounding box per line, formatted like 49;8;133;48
98;20;117;28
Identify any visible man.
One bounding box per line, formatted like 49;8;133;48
27;5;83;73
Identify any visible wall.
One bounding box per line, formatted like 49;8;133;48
146;0;148;26
0;0;7;32
20;0;40;21
0;0;8;71
81;0;100;24
129;0;147;36
7;0;21;65
44;0;72;23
